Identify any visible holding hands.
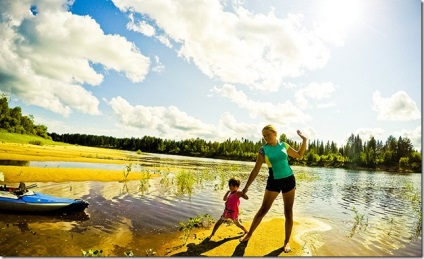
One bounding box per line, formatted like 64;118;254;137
238;190;249;200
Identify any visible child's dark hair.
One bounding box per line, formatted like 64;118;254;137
228;177;241;187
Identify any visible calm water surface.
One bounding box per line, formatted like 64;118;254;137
0;153;421;256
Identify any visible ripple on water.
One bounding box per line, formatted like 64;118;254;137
0;161;420;256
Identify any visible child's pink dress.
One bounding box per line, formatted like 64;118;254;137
222;191;240;220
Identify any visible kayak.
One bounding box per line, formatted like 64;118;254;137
0;182;89;213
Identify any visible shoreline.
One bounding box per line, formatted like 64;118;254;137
0;142;157;183
0;142;140;164
0;141;335;256
160;216;332;256
0;166;156;183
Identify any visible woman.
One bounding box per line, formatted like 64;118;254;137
239;124;307;253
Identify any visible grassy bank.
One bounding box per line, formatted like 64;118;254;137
0;129;65;145
0;132;156;183
0;131;140;164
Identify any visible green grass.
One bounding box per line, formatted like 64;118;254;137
0;129;68;146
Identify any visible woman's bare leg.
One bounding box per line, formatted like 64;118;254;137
240;190;279;242
282;188;295;252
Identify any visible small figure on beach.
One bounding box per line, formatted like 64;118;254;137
239;125;307;253
208;177;249;239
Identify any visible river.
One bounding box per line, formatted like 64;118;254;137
0;153;421;256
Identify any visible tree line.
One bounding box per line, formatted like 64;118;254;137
49;131;422;173
0;94;50;139
0;95;420;173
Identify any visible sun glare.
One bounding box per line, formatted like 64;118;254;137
320;0;361;28
315;0;362;44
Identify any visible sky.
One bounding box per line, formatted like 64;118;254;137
0;0;422;150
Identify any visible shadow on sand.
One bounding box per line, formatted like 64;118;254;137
171;235;248;257
264;246;287;257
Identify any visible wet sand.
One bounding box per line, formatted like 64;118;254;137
0;142;156;183
161;217;331;256
0;142;138;165
0;142;332;256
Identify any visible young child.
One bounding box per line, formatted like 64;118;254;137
208;177;249;239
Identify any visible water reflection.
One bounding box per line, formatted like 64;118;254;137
296;167;421;256
0;210;91;255
0;211;90;222
0;159;29;166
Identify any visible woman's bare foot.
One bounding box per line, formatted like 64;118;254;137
239;233;251;242
283;243;291;253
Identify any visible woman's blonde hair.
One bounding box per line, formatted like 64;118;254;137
262;124;277;133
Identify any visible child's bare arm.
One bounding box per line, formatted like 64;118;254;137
237;190;249;200
223;190;230;201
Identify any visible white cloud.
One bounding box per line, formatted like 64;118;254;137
219;112;317;144
372;91;420;121
108;96;295;142
303;126;318;142
219;112;262;140
126;13;174;48
317;102;336;109
394;126;422;151
108;96;219;140
152;56;165;73
112;0;333;92
295;81;337;109
211;84;311;125
157;35;173;48
339;127;421;151
0;0;150;116
127;13;156;36
354;127;385;142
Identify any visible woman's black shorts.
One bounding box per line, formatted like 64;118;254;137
266;174;296;193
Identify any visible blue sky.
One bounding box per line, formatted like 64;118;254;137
0;0;421;150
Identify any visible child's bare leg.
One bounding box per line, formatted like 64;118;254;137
233;219;248;234
209;218;224;238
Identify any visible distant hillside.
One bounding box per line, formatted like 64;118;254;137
0;129;67;146
0;94;49;139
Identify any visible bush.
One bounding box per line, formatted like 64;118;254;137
29;140;43;146
399;157;409;169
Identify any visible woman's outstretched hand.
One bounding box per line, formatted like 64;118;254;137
297;130;307;141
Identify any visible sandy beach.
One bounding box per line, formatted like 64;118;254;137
161;216;331;256
0;142;156;183
0;142;332;256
